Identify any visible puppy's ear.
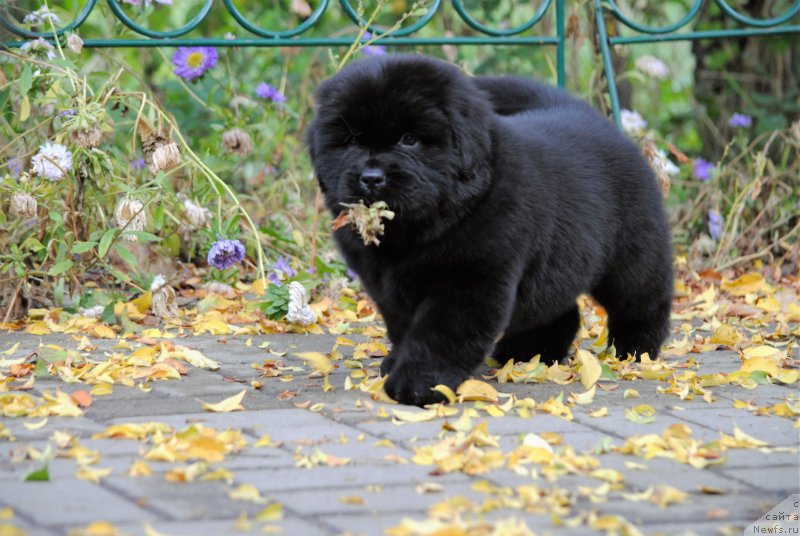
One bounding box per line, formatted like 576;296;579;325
449;85;493;182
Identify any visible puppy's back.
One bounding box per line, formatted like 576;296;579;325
474;75;593;116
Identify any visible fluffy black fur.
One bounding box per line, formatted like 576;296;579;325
307;55;673;406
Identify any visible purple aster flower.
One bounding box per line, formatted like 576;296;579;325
172;47;218;81
5;157;22;179
255;82;286;104
130;157;146;171
728;113;752;128
708;209;724;241
361;32;386;56
692;158;714;181
58;109;77;117
207;237;245;270
267;255;296;285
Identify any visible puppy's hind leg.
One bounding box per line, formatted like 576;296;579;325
593;273;672;360
493;306;579;365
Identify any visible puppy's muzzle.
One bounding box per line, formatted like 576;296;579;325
359;168;387;194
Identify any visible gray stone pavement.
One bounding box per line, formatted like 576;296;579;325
0;330;798;536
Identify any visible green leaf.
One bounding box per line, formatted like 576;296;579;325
48;259;73;276
71;241;98;254
98;229;116;258
113;243;137;268
19;64;32;96
599;363;618;383
19;95;30;122
101;303;117;325
23;464;50;482
126;231;161;243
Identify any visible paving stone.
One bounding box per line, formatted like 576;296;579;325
272;482;480;516
235;463;469;493
0;480;156;527
102;476;252;521
665;407;799;446
1;416;104;441
598;491;768;525
596;453;749;493
573;411;717;441
115;516;332;536
718;466;800;494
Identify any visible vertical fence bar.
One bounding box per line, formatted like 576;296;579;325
556;0;565;87
594;0;622;127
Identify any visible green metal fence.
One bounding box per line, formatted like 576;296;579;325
2;0;799;126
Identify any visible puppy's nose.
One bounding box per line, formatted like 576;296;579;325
359;168;386;193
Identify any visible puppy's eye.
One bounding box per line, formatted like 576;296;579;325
398;133;420;147
345;136;358;146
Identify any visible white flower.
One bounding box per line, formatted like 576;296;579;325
286;282;316;326
31;142;72;181
114;197;146;241
24;6;61;26
635;55;669;80
620;109;648;136
150;274;167;291
651;147;680;176
77;305;105;319
19;37;56;60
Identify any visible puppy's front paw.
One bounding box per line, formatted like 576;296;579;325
384;364;467;407
379;353;397;376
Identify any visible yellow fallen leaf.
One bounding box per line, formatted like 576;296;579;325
576;349;601;388
625;404;656;424
254;503;283;522
720;272;766;296
710;324;741;346
170;346;220;370
254;434;275;448
456;379;499;403
229;483;266;503
201;389;246;413
294;351;333;374
128;460;153;477
23;418;48;430
392;408;438;423
732;424;769;447
433;384;457;404
75;465;112;483
623;389;640;399
144;523;176;536
589;406;608;418
569;385;596;405
2;342;20;355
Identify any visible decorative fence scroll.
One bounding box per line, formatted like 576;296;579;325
2;0;799;125
0;0;566;84
595;0;800;126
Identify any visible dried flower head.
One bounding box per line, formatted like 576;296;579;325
114;197;146;241
286;282;316;325
152;142;181;173
150;275;178;319
180;195;212;229
10;192;38;219
332;200;395;246
221;128;254;157
70;126;105;148
642;142;672;197
31;142;73;181
207;238;246;270
67;33;84;54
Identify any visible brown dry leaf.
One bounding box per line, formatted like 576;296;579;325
70;390;93;408
200;389;246;412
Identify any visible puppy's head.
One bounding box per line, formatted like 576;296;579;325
307;55;493;227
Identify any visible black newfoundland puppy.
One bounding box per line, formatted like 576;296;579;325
307;54;673;406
